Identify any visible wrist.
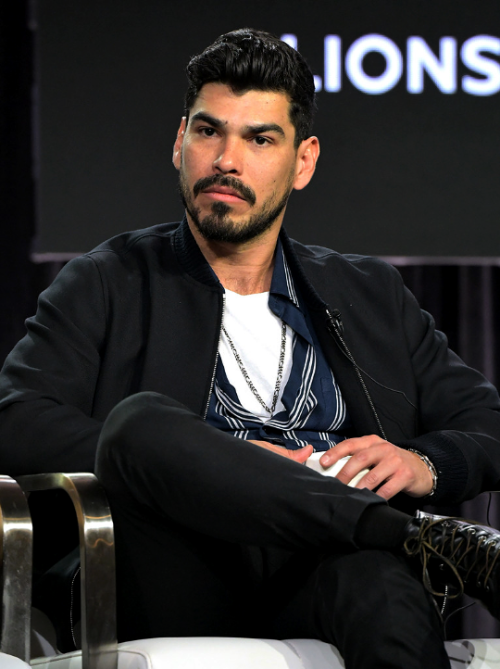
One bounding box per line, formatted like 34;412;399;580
406;448;438;497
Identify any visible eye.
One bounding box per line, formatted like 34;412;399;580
252;136;271;146
200;127;217;137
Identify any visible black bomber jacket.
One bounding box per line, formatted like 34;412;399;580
1;219;500;510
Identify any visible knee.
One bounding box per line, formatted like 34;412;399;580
95;392;197;479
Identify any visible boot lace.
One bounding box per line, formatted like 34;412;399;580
403;517;500;599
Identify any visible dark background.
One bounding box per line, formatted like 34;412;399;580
2;0;500;642
35;0;500;257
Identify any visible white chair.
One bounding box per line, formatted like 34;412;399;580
0;654;31;669
2;473;500;669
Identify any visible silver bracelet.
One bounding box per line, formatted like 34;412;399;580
406;448;438;497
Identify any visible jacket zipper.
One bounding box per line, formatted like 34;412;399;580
203;293;225;419
325;307;387;440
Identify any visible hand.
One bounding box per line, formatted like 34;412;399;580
248;440;313;464
318;435;434;500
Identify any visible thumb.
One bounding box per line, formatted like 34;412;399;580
287;444;314;463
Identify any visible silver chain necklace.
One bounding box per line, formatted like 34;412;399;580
221;321;287;415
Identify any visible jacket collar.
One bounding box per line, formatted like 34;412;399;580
279;228;329;312
172;216;221;288
172;216;328;311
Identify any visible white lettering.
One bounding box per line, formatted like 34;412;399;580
324;35;342;92
280;33;298;50
283;32;500;96
462;35;500;96
407;37;457;93
346;34;403;94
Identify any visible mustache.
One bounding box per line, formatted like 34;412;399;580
193;175;256;206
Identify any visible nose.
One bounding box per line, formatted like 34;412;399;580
213;137;242;175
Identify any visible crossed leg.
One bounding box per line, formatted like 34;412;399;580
95;392;450;668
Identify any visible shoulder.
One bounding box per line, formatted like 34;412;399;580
287;236;405;299
57;221;182;280
289;236;398;273
85;221;180;263
42;222;182;303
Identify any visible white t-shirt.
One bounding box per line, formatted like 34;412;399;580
218;290;366;486
219;288;294;420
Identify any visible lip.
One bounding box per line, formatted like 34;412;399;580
201;186;246;203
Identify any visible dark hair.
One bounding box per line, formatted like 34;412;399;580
184;28;316;148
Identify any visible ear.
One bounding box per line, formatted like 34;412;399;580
172;117;187;171
293;136;320;191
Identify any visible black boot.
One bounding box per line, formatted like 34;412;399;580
403;510;500;619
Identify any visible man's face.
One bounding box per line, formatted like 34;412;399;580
173;83;307;245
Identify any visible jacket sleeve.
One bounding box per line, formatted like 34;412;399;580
396;283;500;505
0;255;108;476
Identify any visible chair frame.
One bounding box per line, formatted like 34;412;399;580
0;476;32;662
18;474;118;669
5;473;500;669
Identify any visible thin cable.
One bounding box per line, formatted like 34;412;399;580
443;601;476;640
486;492;493;526
326;310;417;411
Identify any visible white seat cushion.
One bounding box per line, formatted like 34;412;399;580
30;637;341;669
30;636;500;669
0;653;31;669
445;638;500;667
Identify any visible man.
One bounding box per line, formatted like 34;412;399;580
1;28;500;669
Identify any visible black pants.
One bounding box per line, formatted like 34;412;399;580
95;392;451;669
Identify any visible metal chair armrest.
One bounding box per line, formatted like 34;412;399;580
17;474;117;669
0;475;32;662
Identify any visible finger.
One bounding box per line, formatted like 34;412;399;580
352;454;415;499
248;440;276;448
332;445;384;484
319;442;354;467
248;440;290;458
319;435;384;467
337;448;386;482
288;444;314;463
334;445;402;489
369;474;408;500
250;440;313;462
344;459;395;491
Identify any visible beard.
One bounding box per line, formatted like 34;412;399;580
178;171;294;244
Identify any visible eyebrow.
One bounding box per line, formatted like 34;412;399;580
245;123;285;138
190;111;225;128
190;112;286;139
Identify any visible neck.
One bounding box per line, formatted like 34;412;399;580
186;217;280;295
